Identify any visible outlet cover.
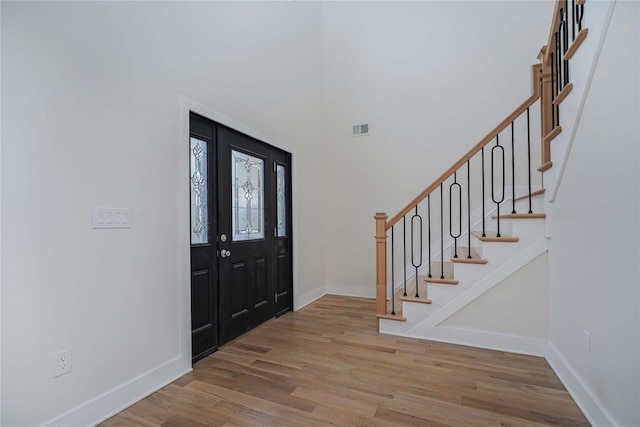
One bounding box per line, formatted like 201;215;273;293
53;349;73;378
582;330;590;355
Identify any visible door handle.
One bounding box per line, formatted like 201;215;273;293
220;249;231;258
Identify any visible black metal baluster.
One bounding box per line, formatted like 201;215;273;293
403;215;407;296
467;160;471;258
550;51;556;127
571;0;576;40
411;206;422;298
562;4;570;86
492;135;505;237
440;184;444;278
511;121;516;214
450;172;462;258
391;225;395;315
527;108;533;214
481;148;486;237
427;195;432;278
576;3;584;32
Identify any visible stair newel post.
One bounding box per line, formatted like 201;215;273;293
375;213;389;318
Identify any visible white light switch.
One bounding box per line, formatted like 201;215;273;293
93;208;132;229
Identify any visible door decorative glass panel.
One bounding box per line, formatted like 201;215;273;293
232;150;264;241
190;137;209;244
276;164;287;237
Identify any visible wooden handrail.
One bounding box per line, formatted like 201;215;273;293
542;0;563;65
385;64;541;230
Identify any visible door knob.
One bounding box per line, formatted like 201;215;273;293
220;249;231;258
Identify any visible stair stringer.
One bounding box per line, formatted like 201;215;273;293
379;236;548;356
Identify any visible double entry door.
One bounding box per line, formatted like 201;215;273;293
190;113;292;363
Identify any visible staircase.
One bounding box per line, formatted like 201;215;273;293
374;0;599;350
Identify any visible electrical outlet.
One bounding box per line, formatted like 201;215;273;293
582;330;590;355
53;349;72;378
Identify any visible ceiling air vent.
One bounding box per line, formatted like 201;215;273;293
352;123;369;137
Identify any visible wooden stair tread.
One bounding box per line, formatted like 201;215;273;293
544;126;562;144
451;247;487;264
400;295;432;304
513;188;545;202
564;28;588;60
537;161;553;172
424;277;459;285
376;313;407;322
471;231;519;242
491;213;546;219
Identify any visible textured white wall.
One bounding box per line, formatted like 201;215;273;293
441;253;548;338
322;1;554;296
1;2;324;425
547;1;640;425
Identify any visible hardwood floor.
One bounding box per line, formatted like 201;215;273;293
101;295;589;426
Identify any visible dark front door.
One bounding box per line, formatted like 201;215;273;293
216;126;292;344
189;113;293;360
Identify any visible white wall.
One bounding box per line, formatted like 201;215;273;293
441;252;548;339
322;1;554;296
547;1;640;425
1;2;324;425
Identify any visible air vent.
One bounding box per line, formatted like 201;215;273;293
352;123;370;137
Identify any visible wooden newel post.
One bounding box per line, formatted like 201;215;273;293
374;213;388;317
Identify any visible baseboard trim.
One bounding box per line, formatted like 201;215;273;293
44;356;191;427
326;285;375;299
545;342;616;426
294;287;325;311
388;326;547;357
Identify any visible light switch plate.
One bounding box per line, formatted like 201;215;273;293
92;207;132;229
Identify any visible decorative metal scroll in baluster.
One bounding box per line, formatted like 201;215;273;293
492;135;505;237
449;172;462;259
403;216;407;297
411;206;423;298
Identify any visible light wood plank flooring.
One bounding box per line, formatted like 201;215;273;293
101;295;589;426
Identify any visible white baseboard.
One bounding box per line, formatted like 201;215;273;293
386;325;547;357
326;284;375;299
44;356;191;427
545;342;616;427
294;287;325;311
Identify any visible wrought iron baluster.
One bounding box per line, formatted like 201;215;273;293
550;51;556;127
411;206;423;298
450;172;462;259
527;108;533;214
511;121;516;214
576;3;584;32
467;161;471;258
562;5;570;86
571;0;576;40
403;216;407;296
440;184;444;278
427;195;432;278
492;135;505;237
481;148;486;237
391;225;395;315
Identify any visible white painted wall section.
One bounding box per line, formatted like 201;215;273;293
1;2;324;425
441;252;548;339
546;1;640;425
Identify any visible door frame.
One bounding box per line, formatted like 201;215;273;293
179;96;297;361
